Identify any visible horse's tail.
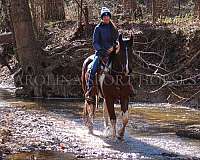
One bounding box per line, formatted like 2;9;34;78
81;60;87;95
81;55;94;95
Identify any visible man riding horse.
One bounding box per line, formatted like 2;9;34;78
85;7;120;101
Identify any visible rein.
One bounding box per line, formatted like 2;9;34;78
106;45;129;76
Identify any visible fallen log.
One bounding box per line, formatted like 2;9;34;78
0;32;14;44
176;125;200;140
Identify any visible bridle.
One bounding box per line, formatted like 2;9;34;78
108;42;130;75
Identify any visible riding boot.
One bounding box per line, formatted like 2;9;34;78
85;73;94;102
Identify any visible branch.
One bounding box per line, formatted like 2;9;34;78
161;49;200;77
180;89;200;105
167;87;188;104
150;82;169;93
133;50;169;73
154;46;166;74
135;50;163;58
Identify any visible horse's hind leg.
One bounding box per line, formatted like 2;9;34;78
84;101;95;134
83;101;88;124
118;97;129;140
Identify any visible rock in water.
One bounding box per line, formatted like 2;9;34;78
176;125;200;140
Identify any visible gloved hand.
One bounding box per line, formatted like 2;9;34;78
109;41;120;54
107;47;114;54
97;48;107;57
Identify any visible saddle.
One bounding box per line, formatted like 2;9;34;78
85;48;118;102
85;54;113;103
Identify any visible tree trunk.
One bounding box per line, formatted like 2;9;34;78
152;0;156;23
29;0;39;37
44;0;65;21
152;0;169;22
123;0;137;16
79;0;83;28
195;0;200;19
178;0;181;16
199;4;200;19
10;0;44;97
1;0;12;32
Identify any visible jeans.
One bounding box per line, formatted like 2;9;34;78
87;54;100;91
87;49;111;92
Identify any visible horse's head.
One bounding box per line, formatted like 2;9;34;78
113;34;133;74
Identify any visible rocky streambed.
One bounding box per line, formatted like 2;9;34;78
0;88;200;160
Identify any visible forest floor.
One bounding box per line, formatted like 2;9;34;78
1;20;199;102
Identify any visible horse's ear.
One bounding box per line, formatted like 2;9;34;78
119;34;123;43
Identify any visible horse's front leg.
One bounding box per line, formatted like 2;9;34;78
105;98;116;139
103;99;112;137
118;97;129;140
103;99;109;128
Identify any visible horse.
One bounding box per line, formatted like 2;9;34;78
81;34;133;139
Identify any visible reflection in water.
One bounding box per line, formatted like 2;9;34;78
8;151;76;160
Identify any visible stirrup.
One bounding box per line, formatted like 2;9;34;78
85;94;94;103
85;90;94;102
85;96;94;103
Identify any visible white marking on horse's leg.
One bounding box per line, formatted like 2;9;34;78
99;73;105;90
122;111;129;125
103;100;112;137
83;101;90;125
118;111;129;139
110;119;116;139
87;103;94;134
103;99;109;128
95;95;99;111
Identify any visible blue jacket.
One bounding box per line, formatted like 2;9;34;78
93;22;119;56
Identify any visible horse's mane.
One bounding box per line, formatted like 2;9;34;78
110;36;133;75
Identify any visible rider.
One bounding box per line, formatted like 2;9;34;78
85;7;120;100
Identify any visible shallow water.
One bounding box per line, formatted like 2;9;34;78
0;88;200;160
8;151;76;160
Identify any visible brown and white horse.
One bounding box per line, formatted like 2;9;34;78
81;34;133;139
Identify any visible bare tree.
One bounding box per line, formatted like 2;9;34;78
194;0;200;19
122;0;137;17
0;0;12;32
30;0;45;37
44;0;65;21
152;0;156;22
152;0;169;22
10;0;44;96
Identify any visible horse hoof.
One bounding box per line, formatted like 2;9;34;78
88;125;93;134
117;130;125;141
112;136;117;141
117;136;125;141
88;130;93;134
103;126;111;137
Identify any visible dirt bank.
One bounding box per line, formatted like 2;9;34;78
1;20;199;106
